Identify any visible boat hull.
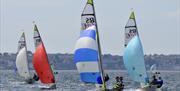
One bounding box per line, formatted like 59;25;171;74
138;85;160;91
25;78;35;84
39;83;56;89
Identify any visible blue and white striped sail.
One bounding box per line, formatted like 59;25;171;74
123;12;148;84
74;25;102;84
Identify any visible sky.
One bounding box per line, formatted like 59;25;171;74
0;0;180;55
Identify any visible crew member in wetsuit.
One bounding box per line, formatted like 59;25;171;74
113;76;124;91
150;75;163;88
104;73;109;82
33;73;39;81
151;75;158;85
156;77;163;88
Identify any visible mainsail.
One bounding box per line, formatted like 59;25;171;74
124;12;138;47
74;25;102;84
123;12;148;84
81;0;96;30
16;32;31;80
32;24;55;84
80;0;106;88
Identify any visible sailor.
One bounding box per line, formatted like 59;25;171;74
113;76;124;91
156;77;163;88
33;73;39;81
104;73;109;82
116;76;120;82
119;76;124;89
155;72;160;78
150;75;163;88
150;75;158;85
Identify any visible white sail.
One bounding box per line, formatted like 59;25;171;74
81;0;96;30
16;47;30;79
33;24;42;49
124;12;138;47
150;64;157;74
16;32;31;80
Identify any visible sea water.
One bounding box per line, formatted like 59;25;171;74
0;70;180;91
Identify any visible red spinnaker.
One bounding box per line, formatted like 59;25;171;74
33;43;55;84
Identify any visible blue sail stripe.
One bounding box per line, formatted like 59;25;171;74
74;48;98;63
80;72;102;84
80;29;96;40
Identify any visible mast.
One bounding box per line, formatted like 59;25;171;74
90;0;106;89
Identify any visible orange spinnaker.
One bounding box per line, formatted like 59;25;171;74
33;43;55;84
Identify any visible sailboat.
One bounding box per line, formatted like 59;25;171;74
16;32;34;84
74;0;106;90
123;11;158;91
32;23;56;89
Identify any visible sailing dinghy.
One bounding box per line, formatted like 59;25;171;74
74;0;107;90
16;32;34;84
123;11;160;91
32;23;56;89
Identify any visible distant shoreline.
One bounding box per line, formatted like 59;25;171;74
1;53;180;70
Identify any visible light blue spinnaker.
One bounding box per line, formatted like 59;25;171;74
123;11;149;84
74;26;102;84
123;35;148;84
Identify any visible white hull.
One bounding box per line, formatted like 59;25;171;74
137;85;160;91
39;83;56;89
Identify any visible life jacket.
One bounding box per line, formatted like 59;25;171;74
156;80;163;88
113;82;124;90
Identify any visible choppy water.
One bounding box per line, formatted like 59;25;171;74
0;70;180;91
